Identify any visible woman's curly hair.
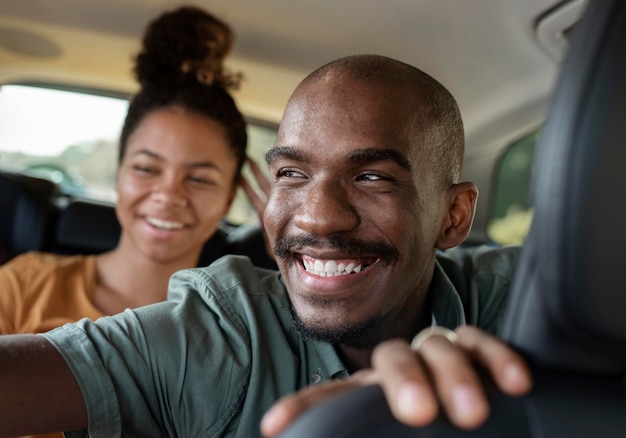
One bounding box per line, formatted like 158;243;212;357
119;6;247;182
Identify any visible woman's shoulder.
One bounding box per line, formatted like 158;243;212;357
0;252;99;333
1;252;96;278
8;250;92;265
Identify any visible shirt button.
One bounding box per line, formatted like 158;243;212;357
311;372;322;384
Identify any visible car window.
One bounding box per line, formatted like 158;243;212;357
0;84;275;225
487;129;538;245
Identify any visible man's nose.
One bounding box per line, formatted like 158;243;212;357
293;179;359;236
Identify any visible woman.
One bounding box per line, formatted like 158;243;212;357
0;6;269;333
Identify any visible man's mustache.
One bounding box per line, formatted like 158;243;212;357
273;234;399;265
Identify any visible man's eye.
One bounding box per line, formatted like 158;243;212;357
276;169;304;179
357;173;384;182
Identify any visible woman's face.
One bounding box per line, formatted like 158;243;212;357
115;106;239;264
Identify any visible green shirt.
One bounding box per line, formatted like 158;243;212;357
43;245;519;437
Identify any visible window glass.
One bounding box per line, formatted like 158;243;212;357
0;84;275;225
0;84;126;200
487;129;538;245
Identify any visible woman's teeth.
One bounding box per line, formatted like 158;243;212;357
146;217;184;230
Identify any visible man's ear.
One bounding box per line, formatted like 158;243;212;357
436;182;479;250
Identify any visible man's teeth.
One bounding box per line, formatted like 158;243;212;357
303;259;363;277
146;217;185;230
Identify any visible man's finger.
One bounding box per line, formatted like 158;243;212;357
415;332;490;429
371;339;439;427
260;371;375;437
455;325;532;396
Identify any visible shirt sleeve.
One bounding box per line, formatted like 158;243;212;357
42;269;254;438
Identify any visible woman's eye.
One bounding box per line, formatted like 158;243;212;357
132;165;156;174
188;176;214;186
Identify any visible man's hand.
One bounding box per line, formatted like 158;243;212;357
260;326;532;436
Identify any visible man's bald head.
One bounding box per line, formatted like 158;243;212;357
288;54;464;190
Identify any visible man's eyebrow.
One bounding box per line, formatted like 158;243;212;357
265;146;308;165
265;146;411;171
347;148;412;171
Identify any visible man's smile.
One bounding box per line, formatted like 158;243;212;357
300;254;379;277
273;234;399;271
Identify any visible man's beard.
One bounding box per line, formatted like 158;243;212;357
290;306;387;349
277;233;400;348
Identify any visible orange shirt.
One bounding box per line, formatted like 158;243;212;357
0;252;105;438
0;252;104;334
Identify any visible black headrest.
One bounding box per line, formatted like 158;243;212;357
54;199;121;254
0;172;59;260
501;0;626;376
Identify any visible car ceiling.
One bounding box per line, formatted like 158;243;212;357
0;0;586;239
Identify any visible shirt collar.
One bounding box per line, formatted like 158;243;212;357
301;259;467;380
310;340;350;380
428;258;467;329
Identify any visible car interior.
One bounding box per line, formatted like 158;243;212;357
2;0;624;435
278;0;626;436
0;0;589;259
0;169;277;269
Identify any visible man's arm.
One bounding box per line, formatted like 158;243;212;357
261;326;532;436
0;334;87;436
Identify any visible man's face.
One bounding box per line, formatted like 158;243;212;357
264;79;448;346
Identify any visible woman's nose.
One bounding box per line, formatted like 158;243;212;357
152;178;188;208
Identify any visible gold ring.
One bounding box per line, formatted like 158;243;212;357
410;326;459;351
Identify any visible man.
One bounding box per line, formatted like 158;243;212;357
0;54;530;437
259;53;530;435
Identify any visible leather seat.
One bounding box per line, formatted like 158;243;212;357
52;199;121;255
0;171;59;264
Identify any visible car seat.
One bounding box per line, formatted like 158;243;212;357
0;171;59;264
277;0;626;436
51;199;121;255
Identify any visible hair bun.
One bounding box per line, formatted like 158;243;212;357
134;6;242;90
